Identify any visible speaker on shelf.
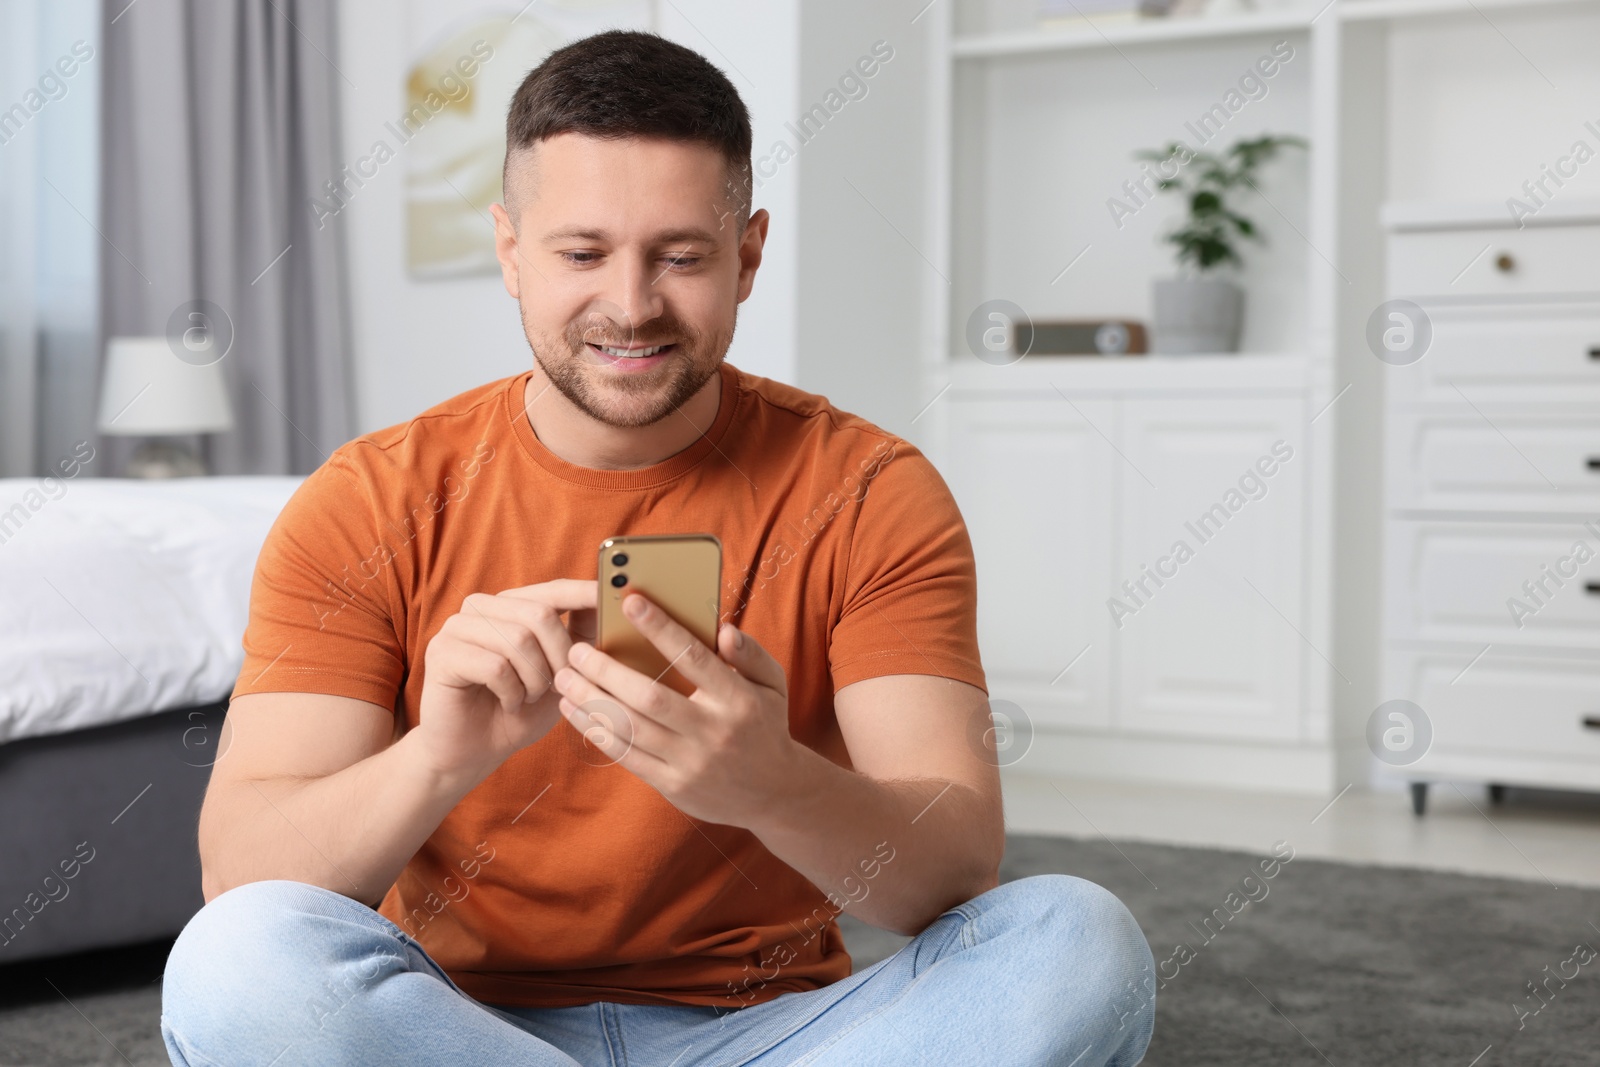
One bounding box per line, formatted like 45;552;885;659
1016;320;1147;356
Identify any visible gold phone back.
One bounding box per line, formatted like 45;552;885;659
596;534;721;696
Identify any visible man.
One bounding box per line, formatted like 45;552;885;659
161;29;1154;1067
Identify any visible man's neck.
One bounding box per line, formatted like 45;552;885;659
521;365;723;471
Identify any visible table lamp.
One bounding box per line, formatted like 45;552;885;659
97;336;235;478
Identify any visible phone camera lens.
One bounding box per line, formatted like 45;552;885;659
611;552;628;567
610;574;628;588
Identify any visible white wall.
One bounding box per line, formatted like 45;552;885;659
1386;7;1600;205
658;0;802;389
794;0;933;433
336;0;527;433
337;0;804;434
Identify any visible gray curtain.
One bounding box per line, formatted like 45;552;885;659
99;0;353;474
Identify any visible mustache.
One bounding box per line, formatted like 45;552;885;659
568;317;691;350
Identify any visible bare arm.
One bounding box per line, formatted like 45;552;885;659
746;675;1004;935
197;694;483;904
199;580;597;903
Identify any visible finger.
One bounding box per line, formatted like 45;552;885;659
500;578;598;613
552;669;674;760
562;691;636;760
618;592;737;699
561;643;693;737
558;694;671;779
450;609;557;699
444;642;528;714
463;594;582;690
717;623;787;697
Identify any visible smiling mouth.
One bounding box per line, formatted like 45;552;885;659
587;342;676;360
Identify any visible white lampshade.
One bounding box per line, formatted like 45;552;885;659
97;336;235;436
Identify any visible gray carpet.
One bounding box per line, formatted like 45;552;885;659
3;834;1597;1065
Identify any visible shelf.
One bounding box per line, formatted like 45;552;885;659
944;352;1314;394
950;11;1314;59
1338;0;1597;20
945;0;1597;55
1381;197;1600;232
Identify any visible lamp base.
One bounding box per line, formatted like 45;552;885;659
126;440;208;479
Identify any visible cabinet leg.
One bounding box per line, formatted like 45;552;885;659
1410;781;1428;817
1489;783;1507;805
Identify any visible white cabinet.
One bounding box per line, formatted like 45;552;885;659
1380;207;1600;808
944;397;1114;730
942;362;1327;792
1117;398;1305;742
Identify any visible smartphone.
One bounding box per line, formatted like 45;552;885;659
596;534;722;696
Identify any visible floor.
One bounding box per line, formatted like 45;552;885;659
1000;771;1600;889
6;776;1598;1065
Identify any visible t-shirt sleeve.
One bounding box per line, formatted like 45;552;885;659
828;438;987;695
232;450;408;708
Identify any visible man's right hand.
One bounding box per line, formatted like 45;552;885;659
415;578;598;783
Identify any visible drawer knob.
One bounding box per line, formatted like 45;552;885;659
1495;253;1516;272
1590;347;1600;361
1589;457;1600;471
1585;717;1600;730
1588;581;1600;595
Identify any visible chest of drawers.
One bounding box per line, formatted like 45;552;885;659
1380;205;1600;812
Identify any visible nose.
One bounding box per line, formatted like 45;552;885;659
602;250;667;342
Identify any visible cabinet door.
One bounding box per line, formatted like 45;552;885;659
943;397;1114;730
1116;397;1306;740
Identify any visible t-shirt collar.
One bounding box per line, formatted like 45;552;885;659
504;360;742;490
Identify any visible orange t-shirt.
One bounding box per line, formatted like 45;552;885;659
233;360;987;1009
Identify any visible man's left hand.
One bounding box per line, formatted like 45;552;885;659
551;592;800;827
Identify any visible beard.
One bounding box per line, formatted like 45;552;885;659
523;300;735;429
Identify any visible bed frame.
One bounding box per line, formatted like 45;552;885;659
0;700;226;964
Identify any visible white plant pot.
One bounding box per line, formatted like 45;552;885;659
1151;277;1244;355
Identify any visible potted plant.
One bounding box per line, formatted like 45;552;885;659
1136;134;1306;354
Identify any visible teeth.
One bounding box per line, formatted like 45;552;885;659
599;344;664;358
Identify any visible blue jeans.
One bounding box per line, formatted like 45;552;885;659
160;874;1155;1066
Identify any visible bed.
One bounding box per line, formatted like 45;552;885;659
0;476;300;963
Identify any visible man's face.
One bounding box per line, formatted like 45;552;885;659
491;133;764;429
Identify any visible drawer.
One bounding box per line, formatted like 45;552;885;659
1383;649;1600;765
1388;223;1600;297
1385;408;1600;513
1383;303;1600;407
1383;519;1600;649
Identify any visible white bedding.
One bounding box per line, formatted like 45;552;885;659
0;476;301;744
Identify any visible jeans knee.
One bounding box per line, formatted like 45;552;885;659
1000;875;1153;982
162;880;407;1060
1001;876;1155;1055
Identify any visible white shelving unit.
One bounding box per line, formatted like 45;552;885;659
950;10;1315;57
915;0;1600;796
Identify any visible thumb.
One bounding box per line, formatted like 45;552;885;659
719;623;787;696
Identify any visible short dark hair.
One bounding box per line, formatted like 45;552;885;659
503;30;753;232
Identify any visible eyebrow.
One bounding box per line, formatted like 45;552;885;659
541;226;721;246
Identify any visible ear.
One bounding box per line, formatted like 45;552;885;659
490;202;521;300
735;208;769;304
